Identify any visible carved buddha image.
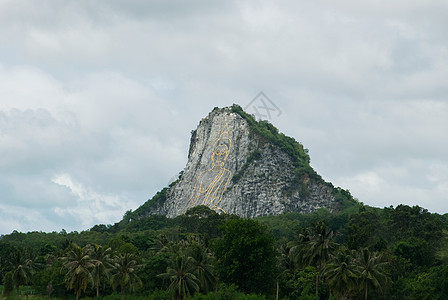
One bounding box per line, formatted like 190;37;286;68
186;123;232;213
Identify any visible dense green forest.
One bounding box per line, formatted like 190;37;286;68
2;196;448;300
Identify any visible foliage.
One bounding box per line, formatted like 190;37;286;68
285;266;319;299
324;247;359;298
355;247;389;299
191;283;264;300
230;104;325;196
10;249;33;296
393;237;433;267
61;243;95;300
214;218;277;295
2;272;14;296
231;104;310;167
386;204;443;246
1;202;448;299
91;244;113;297
346;206;384;249
157;255;199;300
134;189;168;218
301;221;337;299
111;253;142;300
186;239;216;293
180;206;226;239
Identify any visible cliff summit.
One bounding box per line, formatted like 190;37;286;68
132;105;343;219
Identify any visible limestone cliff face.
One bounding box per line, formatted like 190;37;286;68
141;106;336;218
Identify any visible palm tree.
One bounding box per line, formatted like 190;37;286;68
276;240;297;299
324;247;359;299
355;248;389;300
62;243;95;300
289;227;312;269
111;253;142;300
90;244;113;298
303;221;337;300
10;249;34;297
158;255;200;300
187;241;216;293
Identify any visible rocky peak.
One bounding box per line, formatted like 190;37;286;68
136;105;337;218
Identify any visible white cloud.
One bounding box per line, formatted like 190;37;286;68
0;203;57;233
51;173;130;228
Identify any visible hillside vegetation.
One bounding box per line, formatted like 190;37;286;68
2;202;448;299
2;106;447;299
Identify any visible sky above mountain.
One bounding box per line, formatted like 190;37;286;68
1;0;447;234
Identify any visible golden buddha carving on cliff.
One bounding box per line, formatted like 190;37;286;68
186;123;232;213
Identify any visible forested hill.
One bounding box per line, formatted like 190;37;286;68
2;105;448;299
126;104;355;222
2;203;448;299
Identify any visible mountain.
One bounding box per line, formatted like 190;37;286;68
131;104;351;220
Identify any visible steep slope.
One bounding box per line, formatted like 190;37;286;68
133;105;341;219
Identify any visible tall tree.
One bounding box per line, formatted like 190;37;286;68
111;253;142;300
61;243;95;300
355;248;389;300
277;240;298;299
3;271;14;297
187;239;216;293
347;208;383;249
387;205;443;246
303;221;337;300
90;244;113;298
158;255;200;300
289;226;313;270
9;249;34;297
324;247;359;299
214;218;277;295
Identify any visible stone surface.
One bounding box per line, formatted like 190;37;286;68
140;106;336;218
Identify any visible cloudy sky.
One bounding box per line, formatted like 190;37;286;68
1;0;447;234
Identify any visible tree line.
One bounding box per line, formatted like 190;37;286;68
1;202;448;299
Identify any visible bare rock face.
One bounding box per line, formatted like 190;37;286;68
140;105;336;218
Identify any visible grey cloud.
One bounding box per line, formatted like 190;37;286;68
1;0;448;233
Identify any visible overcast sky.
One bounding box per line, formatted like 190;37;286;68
1;0;447;234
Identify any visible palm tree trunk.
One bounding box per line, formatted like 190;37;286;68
121;285;125;300
96;285;100;298
76;289;80;300
16;285;20;297
315;274;319;300
365;285;368;300
276;279;279;300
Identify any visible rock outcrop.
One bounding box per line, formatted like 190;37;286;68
137;105;337;218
